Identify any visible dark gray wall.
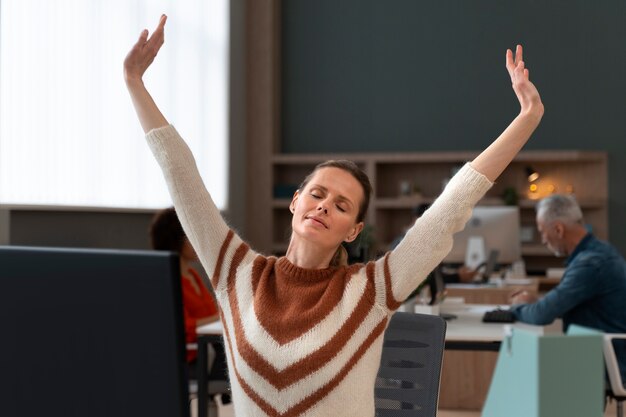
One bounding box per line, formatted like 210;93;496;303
281;0;626;254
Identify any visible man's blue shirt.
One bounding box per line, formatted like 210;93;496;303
511;234;626;385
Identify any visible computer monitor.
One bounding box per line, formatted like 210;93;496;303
0;246;189;417
444;206;521;267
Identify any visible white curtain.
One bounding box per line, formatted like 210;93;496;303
0;0;229;209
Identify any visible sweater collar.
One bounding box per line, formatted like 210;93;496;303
276;257;338;281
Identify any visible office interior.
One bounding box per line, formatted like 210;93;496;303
1;1;625;416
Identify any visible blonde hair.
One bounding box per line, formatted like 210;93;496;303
330;245;349;267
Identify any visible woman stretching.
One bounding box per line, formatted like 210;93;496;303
124;15;543;417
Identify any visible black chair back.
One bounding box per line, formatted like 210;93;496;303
375;312;447;417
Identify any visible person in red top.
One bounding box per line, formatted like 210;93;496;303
149;207;221;372
180;267;219;360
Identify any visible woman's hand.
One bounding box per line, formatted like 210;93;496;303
470;45;545;181
506;45;544;120
124;14;167;84
124;14;169;132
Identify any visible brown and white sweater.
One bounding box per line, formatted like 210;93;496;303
146;125;492;417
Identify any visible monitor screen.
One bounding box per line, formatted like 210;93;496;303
0;246;189;417
444;206;521;266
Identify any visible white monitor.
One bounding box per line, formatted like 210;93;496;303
444;206;521;266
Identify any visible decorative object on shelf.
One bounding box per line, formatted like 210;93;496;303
412;184;423;198
525;165;540;182
547;184;556;194
525;165;541;199
528;183;540;199
399;180;412;196
502;187;519;206
398;181;423;202
565;184;575;194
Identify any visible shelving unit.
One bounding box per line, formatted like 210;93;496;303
265;151;608;273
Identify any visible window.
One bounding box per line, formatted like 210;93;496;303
0;0;229;209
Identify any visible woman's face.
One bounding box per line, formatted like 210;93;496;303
289;167;364;251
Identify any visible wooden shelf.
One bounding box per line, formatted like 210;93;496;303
264;150;608;271
373;197;605;211
272;150;607;164
521;244;553;256
374;198;434;209
518;198;605;209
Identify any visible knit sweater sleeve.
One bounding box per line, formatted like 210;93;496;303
145;125;246;292
378;163;493;309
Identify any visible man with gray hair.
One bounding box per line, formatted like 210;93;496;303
510;194;626;385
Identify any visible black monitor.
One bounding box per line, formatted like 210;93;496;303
0;246;189;417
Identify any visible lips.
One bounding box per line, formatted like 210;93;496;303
306;215;328;229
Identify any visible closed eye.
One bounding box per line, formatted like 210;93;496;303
336;204;346;212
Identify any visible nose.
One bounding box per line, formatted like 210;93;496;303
317;203;328;214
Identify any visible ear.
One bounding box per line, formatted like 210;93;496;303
289;190;300;214
344;222;365;243
554;222;565;238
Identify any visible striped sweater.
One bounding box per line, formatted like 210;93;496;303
146;125;492;417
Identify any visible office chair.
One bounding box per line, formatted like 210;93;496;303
604;334;626;417
375;312;447;417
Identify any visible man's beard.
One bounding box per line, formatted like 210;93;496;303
548;243;565;258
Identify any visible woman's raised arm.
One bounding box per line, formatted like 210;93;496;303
122;15;245;293
123;14;169;133
471;45;544;182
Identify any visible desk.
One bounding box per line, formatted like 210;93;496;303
438;303;561;410
196;322;225;417
444;303;560;345
444;277;549;305
537;277;561;292
444;276;563;305
197;321;223;336
195;306;560;412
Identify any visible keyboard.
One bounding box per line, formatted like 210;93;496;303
482;308;516;323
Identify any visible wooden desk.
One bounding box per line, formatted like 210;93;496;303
446;278;541;305
537;277;561;292
444;276;562;305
